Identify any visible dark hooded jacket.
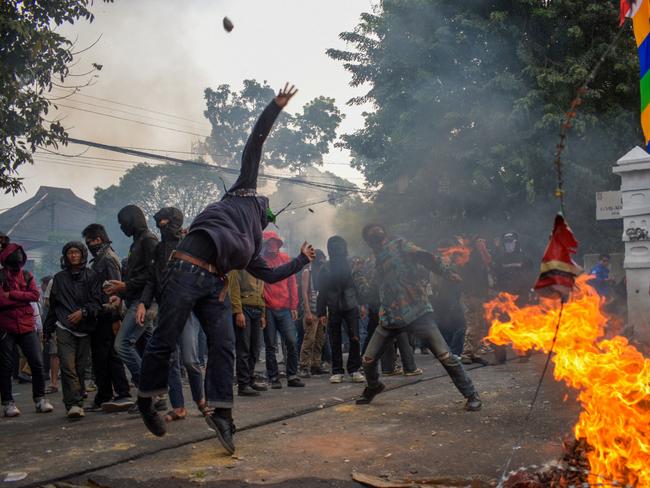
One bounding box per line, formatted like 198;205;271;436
44;242;103;336
0;244;40;335
117;205;158;304
140;207;183;308
178;100;309;283
316;236;359;316
493;233;534;296
88;242;122;322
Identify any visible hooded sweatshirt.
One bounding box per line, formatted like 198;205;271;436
0;244;40;335
261;231;298;310
140;207;184;308
177;100;308;283
117;205;158;304
43;242;103;336
316;236;359;316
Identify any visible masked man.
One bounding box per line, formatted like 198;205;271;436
136;84;315;455
353;224;481;412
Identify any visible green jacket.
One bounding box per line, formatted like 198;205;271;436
228;270;265;314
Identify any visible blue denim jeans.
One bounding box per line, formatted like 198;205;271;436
114;301;154;387
263;308;298;381
138;261;233;408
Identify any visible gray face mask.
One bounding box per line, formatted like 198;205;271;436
504;240;517;253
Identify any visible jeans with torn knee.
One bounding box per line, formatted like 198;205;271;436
362;312;476;398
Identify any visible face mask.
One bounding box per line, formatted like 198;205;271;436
4;250;23;270
120;223;133;237
366;231;386;247
504;241;517;253
88;243;103;257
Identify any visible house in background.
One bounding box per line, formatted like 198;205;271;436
0;186;96;276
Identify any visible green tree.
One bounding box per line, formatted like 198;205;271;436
94;162;224;255
0;0;110;194
202;79;344;172
328;0;640;253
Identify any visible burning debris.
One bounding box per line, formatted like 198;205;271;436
485;275;650;486
438;237;472;267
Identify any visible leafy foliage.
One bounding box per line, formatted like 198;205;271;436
202;79;344;172
0;0;110;194
328;0;641;253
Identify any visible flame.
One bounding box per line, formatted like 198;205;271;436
485;275;650;486
438;237;471;267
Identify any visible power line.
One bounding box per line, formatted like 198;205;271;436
54;104;211;138
52;89;207;125
63;137;373;195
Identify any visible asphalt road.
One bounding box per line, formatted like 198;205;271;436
1;352;580;488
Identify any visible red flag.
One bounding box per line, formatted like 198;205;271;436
534;214;581;300
620;0;638;26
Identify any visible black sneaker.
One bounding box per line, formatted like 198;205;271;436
137;397;166;437
250;382;268;392
102;397;134;413
205;413;236;454
271;379;283;389
465;393;482;412
238;385;260;397
86;403;103;412
128;403;140;415
355;382;386;405
287;378;305;387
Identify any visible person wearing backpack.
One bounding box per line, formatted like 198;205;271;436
44;242;103;419
0;243;54;417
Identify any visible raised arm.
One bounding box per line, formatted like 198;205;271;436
228;83;298;193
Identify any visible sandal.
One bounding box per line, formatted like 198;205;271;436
163;409;186;422
45;385;58;394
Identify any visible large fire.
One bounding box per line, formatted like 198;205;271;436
485;275;650;486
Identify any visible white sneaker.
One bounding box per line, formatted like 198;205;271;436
67;406;85;418
3;402;20;417
351;371;366;383
35;398;54;413
329;374;344;384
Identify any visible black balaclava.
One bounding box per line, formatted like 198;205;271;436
154;207;184;242
327;236;350;283
4;248;25;272
117;205;148;238
0;232;10;251
61;241;88;270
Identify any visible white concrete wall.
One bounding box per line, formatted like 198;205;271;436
613;146;650;346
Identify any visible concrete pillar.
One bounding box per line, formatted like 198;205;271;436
613;146;650;346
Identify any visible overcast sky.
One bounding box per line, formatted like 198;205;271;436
1;0;375;211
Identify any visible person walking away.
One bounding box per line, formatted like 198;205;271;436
261;231;305;389
82;224;133;412
134;84;315;455
104;205;158;393
317;236;365;384
229;269;268;396
43;242;102;418
353;224;481;411
0;244;53;417
298;250;329;377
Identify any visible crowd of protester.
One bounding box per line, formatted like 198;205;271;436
0;212;543;422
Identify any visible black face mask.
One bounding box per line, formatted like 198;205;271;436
366;231;386;247
87;243;103;257
4;250;23;270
